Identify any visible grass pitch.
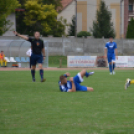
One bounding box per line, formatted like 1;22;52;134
0;70;134;134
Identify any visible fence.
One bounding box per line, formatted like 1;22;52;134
0;40;49;68
42;37;134;56
0;36;134;67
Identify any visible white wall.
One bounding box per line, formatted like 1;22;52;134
3;13;16;36
58;1;75;34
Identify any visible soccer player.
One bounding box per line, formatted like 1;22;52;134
125;78;134;90
59;69;94;92
13;31;46;82
0;51;7;67
104;37;118;75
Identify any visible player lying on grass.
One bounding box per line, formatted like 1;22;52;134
125;78;134;90
59;69;94;92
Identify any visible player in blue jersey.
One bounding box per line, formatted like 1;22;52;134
58;69;94;92
104;37;118;75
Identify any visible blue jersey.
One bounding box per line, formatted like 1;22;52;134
105;42;117;55
59;81;72;92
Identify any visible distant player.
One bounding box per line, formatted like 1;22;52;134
13;31;46;82
125;78;134;90
104;37;118;75
58;69;94;92
0;51;7;67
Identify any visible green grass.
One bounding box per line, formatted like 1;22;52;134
49;56;67;67
0;70;134;134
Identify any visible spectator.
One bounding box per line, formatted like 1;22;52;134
26;48;32;68
0;51;7;67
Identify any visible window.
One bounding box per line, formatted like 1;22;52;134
129;5;133;11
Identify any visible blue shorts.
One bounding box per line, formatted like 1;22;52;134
107;54;115;63
73;73;87;92
31;54;43;65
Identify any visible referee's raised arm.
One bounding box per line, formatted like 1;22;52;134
13;31;29;40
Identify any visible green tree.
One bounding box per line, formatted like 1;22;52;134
68;15;75;36
42;0;62;10
24;0;58;33
126;18;134;39
0;0;20;35
91;0;115;38
77;31;91;38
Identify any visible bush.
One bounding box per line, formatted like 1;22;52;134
77;31;91;37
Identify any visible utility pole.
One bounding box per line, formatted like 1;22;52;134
120;0;124;39
75;0;77;37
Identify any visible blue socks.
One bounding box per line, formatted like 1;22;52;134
113;63;115;71
40;69;44;79
31;70;35;79
85;72;89;77
109;64;113;73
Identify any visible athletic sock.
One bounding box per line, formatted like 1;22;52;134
85;72;89;77
40;69;44;79
109;64;112;73
130;80;134;84
31;70;35;79
113;63;115;71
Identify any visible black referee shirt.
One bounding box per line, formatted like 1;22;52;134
28;37;44;55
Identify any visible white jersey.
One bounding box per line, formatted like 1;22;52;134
26;48;32;57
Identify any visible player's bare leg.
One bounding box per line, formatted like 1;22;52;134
87;87;94;92
31;65;36;82
79;69;94;91
38;63;46;82
79;69;94;78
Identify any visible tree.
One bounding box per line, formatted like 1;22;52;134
0;0;20;35
68;15;75;36
42;0;62;10
77;31;91;38
91;0;115;38
126;18;134;39
24;0;58;33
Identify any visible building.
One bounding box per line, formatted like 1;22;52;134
3;0;134;38
58;0;133;39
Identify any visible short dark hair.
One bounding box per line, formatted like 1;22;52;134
1;51;3;52
109;36;113;39
34;31;40;35
60;75;66;82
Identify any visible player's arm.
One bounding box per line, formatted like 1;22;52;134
115;43;118;59
115;48;118;59
13;31;28;40
42;41;45;59
68;77;76;92
64;73;70;77
104;48;107;59
42;48;45;57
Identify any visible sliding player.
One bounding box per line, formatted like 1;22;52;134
13;31;46;82
104;37;118;75
59;69;94;92
125;78;134;90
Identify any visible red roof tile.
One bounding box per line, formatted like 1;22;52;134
61;0;73;11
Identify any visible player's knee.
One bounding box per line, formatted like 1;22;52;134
82;69;86;74
38;64;43;69
87;87;94;92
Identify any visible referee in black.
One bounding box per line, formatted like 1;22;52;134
13;31;46;82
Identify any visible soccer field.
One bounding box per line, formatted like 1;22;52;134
0;70;134;134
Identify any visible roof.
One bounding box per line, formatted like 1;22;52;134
60;0;73;11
